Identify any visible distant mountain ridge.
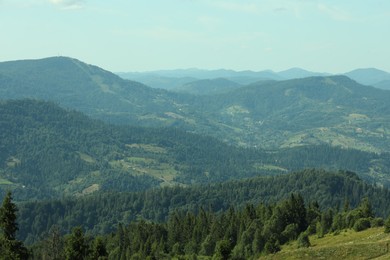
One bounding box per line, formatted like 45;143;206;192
173;78;242;95
5;100;390;201
1;57;390;153
119;67;390;90
345;68;390;89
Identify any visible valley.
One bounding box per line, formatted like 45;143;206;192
1;57;390;154
1;57;390;259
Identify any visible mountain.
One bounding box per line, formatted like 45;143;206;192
116;73;197;90
373;80;390;90
2;57;390;154
118;68;284;88
172;78;242;95
0;99;273;200
118;67;331;88
344;68;390;88
198;75;390;152
120;68;283;80
278;67;330;79
119;67;390;89
0;56;186;126
2;100;390;202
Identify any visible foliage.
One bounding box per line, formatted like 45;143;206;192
0;192;28;259
353;218;371;232
64;227;88;260
3;100;390;201
384;216;390;233
13;169;390;244
1;57;390;155
297;232;311;248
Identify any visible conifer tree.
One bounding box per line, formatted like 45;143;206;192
0;191;29;259
384;216;390;233
64;226;88;260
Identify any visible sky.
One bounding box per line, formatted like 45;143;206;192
0;0;389;73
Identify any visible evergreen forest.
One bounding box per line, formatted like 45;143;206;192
1;58;390;259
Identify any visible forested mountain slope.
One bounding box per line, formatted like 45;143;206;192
1;100;390;201
17;169;390;244
0;56;189;126
1;57;390;152
172;78;242;95
196;76;390;151
0;99;268;200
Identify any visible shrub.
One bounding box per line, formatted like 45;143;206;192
264;235;280;254
353;218;371;232
297;232;311;248
384;216;390;233
371;217;384;227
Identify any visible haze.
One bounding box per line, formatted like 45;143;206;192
0;0;389;73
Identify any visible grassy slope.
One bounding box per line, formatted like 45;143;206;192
261;227;390;260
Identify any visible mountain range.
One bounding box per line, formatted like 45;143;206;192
118;67;390;90
2;57;390;256
3;99;390;201
1;57;390;154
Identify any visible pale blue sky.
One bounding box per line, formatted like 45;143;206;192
1;0;389;73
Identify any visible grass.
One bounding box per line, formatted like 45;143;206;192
260;227;390;260
77;152;96;163
253;163;288;172
0;177;13;185
6;156;21;167
126;143;167;154
110;156;178;185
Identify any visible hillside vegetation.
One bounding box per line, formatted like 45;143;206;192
262;227;390;260
24;186;390;259
1;57;390;153
2;100;390;201
16;169;390;244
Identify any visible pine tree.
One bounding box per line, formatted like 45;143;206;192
0;192;18;241
91;236;107;260
297;232;311;248
43;225;64;260
384;216;390;233
0;191;29;259
64;226;88;260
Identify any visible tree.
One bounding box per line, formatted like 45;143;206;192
264;235;280;254
0;192;18;240
64;226;88;260
43;225;64;260
214;239;231;260
384;216;390;233
353;218;371;232
359;198;374;219
297;232;311;248
91;236;107;260
0;191;29;259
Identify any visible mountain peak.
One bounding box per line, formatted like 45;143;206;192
278;68;329;79
344;68;390;86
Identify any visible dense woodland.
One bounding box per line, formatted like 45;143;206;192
12;169;390;246
2;187;390;259
1;59;390;259
2;100;390;201
2;57;390;153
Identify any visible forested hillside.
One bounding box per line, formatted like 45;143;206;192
17;169;390;244
2;100;390;201
28;193;387;259
2;57;390;153
172;78;242;95
0;99;267;200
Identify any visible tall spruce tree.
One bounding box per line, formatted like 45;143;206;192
64;226;88;260
0;191;29;259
